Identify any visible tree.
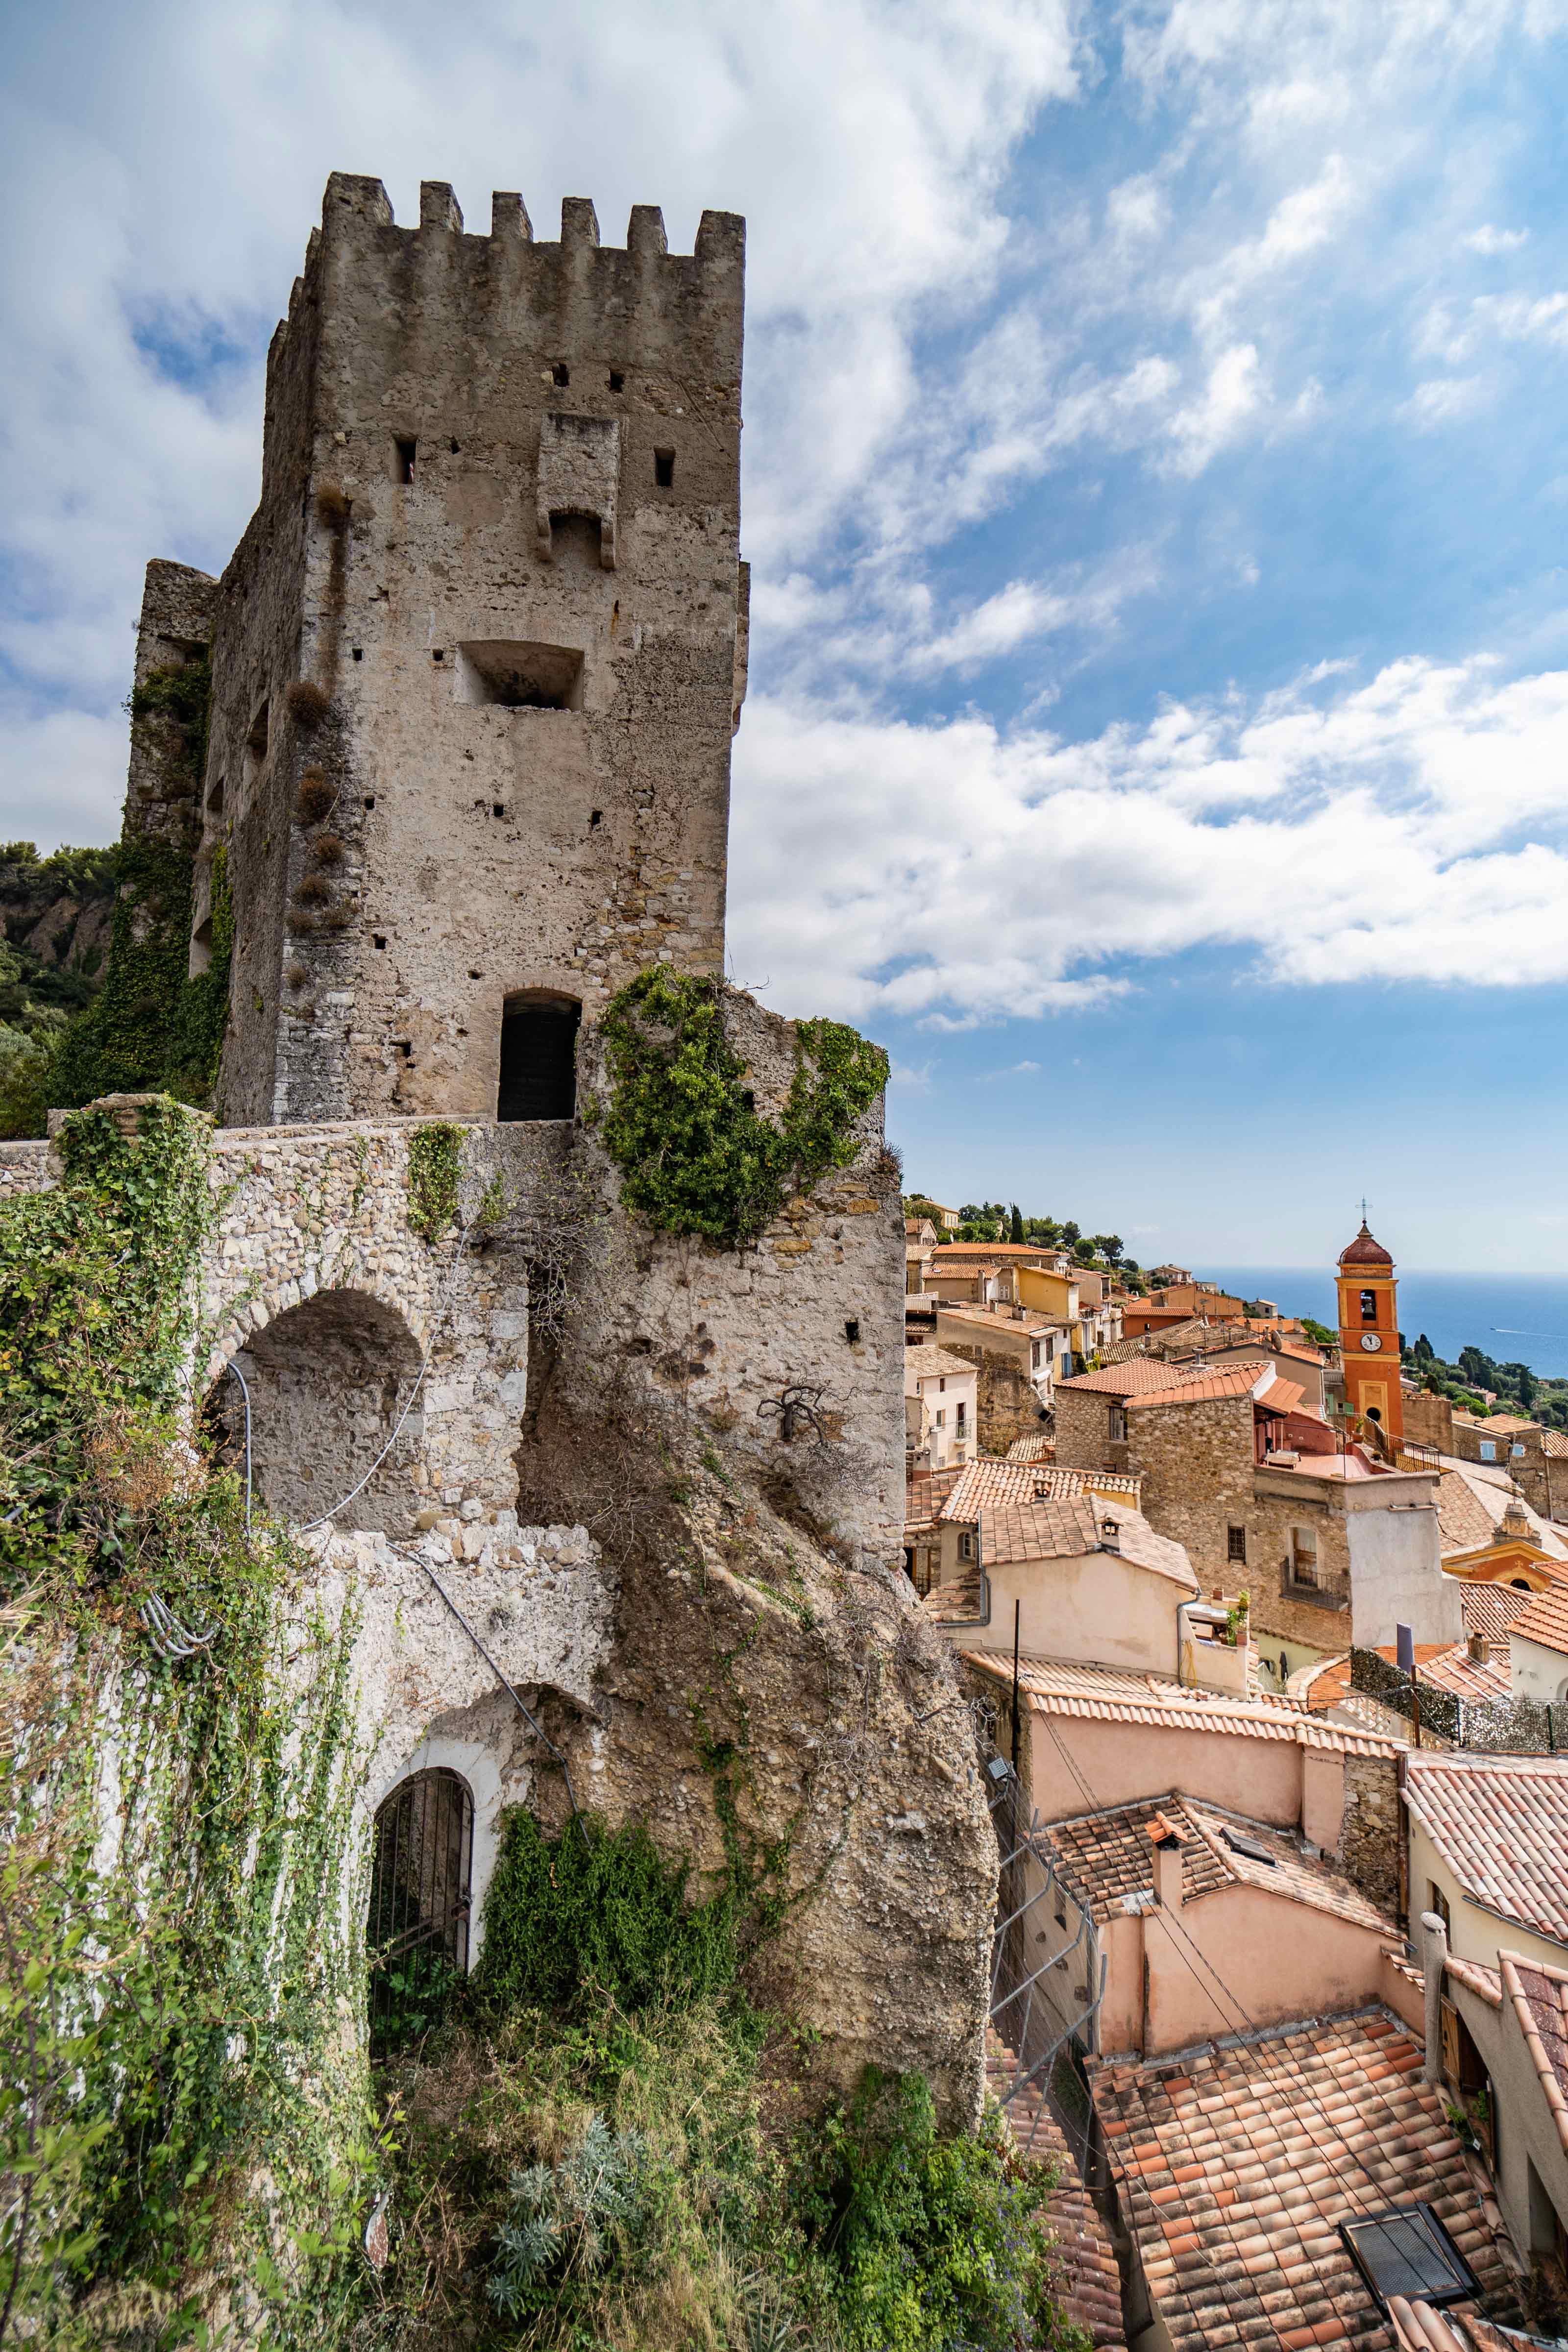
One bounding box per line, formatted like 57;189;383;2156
1300;1317;1335;1349
1459;1345;1498;1393
1059;1220;1080;1247
1089;1232;1123;1268
1412;1333;1435;1365
1008;1204;1024;1244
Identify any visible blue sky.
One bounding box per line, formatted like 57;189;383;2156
6;0;1568;1269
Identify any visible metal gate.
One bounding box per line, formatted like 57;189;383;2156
367;1767;474;2055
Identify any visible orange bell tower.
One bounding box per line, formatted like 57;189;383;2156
1336;1218;1403;1445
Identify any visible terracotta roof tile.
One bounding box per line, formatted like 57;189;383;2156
980;1495;1101;1566
1044;1795;1392;1934
904;1343;979;1380
1445;1956;1502;2009
1498;1951;1568;2159
962;1653;1400;1759
1306;1643;1511;1710
1509;1583;1568;1659
934;1457;1142;1522
984;2030;1126;2346
1059;1356;1270;1397
903;1464;962;1537
1403;1755;1568;1947
1340;1222;1395;1267
1006;1435;1057;1462
1458;1585;1537;1645
1091;2011;1514;2352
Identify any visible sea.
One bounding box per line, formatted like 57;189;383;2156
1203;1268;1568;1383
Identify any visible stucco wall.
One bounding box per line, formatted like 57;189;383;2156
1511;1631;1568;1705
1345;1480;1450;1650
1134;1882;1390;2058
1409;1817;1568;1975
966;1552;1187;1678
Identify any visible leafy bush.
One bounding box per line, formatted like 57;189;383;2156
473;1810;738;2018
598;971;888;1247
789;2069;1080;2352
487;2114;649;2320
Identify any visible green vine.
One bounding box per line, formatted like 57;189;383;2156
406;1121;464;1240
0;1095;377;2334
42;657;234;1122
598;971;889;1247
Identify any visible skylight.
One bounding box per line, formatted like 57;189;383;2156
1221;1827;1277;1866
1339;2205;1480;2312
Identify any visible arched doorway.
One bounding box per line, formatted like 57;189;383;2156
498;991;580;1121
226;1287;422;1535
367;1767;474;2055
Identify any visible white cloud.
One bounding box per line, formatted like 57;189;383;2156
1161;344;1265;477
1464;223;1529;254
728;653;1568;1022
1403;375;1490;426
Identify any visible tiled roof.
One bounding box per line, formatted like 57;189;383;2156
1044;1793;1391;1933
1499;1951;1568;2159
1403;1754;1568;1946
1305;1642;1510;1710
937;1457;1049;1518
962;1652;1400;1759
1436;1466;1568;1561
1058;1356;1268;1397
1005;1435;1057;1462
981;1495;1101;1566
904;1344;978;1380
1459;1583;1538;1645
936;1304;1062;1339
1510;1583;1568;1658
1543;1428;1568;1459
1445;1955;1502;2009
931;1242;1073;1262
1092;2009;1514;2352
1129;1368;1306;1413
904;1464;962;1537
983;2031;1126;2347
1098;1507;1196;1586
1340;1220;1395;1265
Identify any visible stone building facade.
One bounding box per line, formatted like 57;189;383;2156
33;172;1001;2123
165;174;748;1127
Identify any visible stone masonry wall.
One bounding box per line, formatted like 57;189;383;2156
1337;1748;1401;1917
939;1340;1046;1457
201;174;747;1127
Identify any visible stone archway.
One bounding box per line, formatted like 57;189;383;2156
231;1286;422;1535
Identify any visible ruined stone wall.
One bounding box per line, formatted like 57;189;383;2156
198;173;747;1127
125;560;220;855
1337;1748;1401;1917
939;1339;1046;1456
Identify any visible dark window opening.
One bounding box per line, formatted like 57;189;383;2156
845;1319;860;1345
432;648;444;663
395;437;417;484
206;774;225;816
364;795;376;809
740;1089;755;1112
492;803;506;819
654;448;675;489
498;993;580;1122
395;1041;413;1060
450;437;460;453
352;647;363;662
589;809;603;828
552;361;570;387
609;369;624;392
367;1767;473;2058
468;969;483;980
1360;1288;1379;1324
457;639;584;711
374;935;388;951
1367;1405;1383;1423
1226;1524;1248;1564
1339;2205;1480;2314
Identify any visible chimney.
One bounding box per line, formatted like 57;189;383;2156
1467;1630;1486;1665
1420;1909;1448;2085
1147;1812;1186;1913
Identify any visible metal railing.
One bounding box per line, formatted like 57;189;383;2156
982;1755;1105;2156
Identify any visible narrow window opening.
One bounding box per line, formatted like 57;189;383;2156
395;437;417;484
1360;1288;1379;1324
844;1319;860;1345
468;969;483;980
395;1041;413;1061
364;795;376;809
740;1089;755;1112
1226;1524;1248;1564
654;449;675;489
609;370;624;392
551;361;570;387
498;993;580;1122
374;935;388;951
449;436;460;453
367;1768;473;2058
432;648;445;663
206;774;226;817
352;647;363;662
589;809;603;828
492;804;506;819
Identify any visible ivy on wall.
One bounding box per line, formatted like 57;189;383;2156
12;657;235;1133
597;970;889;1248
0;1096;376;2336
406;1121;465;1241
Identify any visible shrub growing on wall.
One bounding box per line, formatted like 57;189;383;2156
597;970;888;1248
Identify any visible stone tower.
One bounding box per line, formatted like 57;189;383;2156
185;173;748;1126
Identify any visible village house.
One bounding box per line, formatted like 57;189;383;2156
902;1343;977;1471
918;1300;1067;1448
1404;1754;1568;2298
1509;1583;1568;1705
1446;1413;1568;1525
1044;1791;1398;2059
1053;1352;1445;1686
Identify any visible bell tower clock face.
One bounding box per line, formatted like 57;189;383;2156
1359;1333;1382;1352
